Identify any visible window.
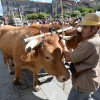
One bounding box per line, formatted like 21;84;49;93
6;1;8;5
12;2;14;5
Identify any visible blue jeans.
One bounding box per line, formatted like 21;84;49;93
68;87;95;100
91;87;100;100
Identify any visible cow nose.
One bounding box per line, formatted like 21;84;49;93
62;76;67;81
62;76;69;82
58;75;70;82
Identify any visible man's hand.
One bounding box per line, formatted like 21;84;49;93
59;39;71;62
59;39;66;48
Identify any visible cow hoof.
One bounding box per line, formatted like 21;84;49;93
13;79;19;85
34;85;40;92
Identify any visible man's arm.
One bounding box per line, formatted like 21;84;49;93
59;39;71;62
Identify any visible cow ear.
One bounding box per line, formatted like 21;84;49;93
21;50;38;62
25;37;44;53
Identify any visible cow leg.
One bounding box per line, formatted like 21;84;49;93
7;59;13;74
10;60;14;66
13;66;21;84
3;55;6;64
3;56;13;74
33;67;41;91
33;73;40;91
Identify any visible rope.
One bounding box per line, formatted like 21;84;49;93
60;0;65;90
60;0;65;39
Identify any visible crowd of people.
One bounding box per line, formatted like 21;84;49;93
22;17;82;28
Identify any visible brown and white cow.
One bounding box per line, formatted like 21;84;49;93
64;27;83;49
0;27;70;91
28;23;69;33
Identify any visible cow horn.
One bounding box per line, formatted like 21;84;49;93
23;32;51;43
59;34;76;40
25;37;44;53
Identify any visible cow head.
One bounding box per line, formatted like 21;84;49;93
64;27;83;49
25;33;70;82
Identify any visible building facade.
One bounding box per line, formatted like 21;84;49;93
1;0;98;17
52;0;97;16
1;0;52;16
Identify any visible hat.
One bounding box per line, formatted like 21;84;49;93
79;13;100;26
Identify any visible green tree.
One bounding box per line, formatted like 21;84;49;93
26;14;38;20
8;14;13;18
37;12;49;19
81;12;87;16
65;10;81;17
26;14;33;20
26;12;49;20
77;7;94;16
53;14;61;18
14;14;20;18
88;8;94;13
8;14;24;18
71;10;81;17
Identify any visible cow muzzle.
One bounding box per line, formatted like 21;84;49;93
57;74;70;82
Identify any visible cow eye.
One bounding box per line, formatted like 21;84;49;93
45;56;49;60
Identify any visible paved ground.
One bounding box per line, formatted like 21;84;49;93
0;50;100;100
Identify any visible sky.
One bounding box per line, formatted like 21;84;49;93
0;1;3;16
30;0;80;3
30;0;52;3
